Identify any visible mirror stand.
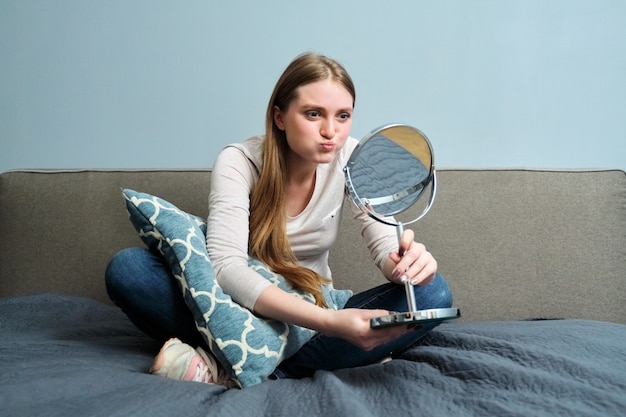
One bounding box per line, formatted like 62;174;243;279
344;124;460;328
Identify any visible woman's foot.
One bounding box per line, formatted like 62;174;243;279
149;338;237;388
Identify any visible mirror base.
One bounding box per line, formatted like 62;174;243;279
370;308;461;329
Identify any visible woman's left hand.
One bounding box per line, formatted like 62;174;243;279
387;229;437;286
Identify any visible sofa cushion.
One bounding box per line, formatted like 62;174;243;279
121;189;350;387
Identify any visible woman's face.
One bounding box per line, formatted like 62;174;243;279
273;78;353;167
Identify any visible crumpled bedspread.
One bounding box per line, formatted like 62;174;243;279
1;294;624;417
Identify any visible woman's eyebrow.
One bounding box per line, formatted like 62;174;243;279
298;103;353;112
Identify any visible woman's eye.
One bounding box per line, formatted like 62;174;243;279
338;113;351;121
306;111;320;118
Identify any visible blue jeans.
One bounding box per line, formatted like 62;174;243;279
105;247;453;380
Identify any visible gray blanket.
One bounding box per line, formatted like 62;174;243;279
1;294;624;417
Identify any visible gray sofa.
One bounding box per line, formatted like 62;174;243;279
1;168;625;416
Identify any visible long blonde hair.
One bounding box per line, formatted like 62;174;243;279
248;52;356;307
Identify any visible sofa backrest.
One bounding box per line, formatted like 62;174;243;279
1;169;624;323
0;169;212;305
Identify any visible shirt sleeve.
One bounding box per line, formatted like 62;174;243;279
342;138;399;271
348;194;399;272
205;145;271;310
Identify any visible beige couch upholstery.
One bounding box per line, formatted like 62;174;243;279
1;169;624;324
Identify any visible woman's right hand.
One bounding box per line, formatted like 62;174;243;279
320;308;409;351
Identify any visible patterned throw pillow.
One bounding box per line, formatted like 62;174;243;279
122;189;351;388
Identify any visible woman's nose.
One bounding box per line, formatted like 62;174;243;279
320;118;335;139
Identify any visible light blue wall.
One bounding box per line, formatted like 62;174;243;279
1;0;625;171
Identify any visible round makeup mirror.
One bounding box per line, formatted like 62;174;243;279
345;124;460;327
344;123;436;235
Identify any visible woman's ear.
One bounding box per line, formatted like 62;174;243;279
273;106;285;131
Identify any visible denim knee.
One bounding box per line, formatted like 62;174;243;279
103;247;204;345
418;273;453;309
105;249;125;304
104;247;151;305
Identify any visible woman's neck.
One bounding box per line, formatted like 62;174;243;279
285;163;317;217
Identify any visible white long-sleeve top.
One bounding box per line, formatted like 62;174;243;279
206;135;398;310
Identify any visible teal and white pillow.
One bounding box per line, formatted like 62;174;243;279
122;189;351;388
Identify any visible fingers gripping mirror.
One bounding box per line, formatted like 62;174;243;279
344;124;460;328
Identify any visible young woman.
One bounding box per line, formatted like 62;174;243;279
105;52;452;387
